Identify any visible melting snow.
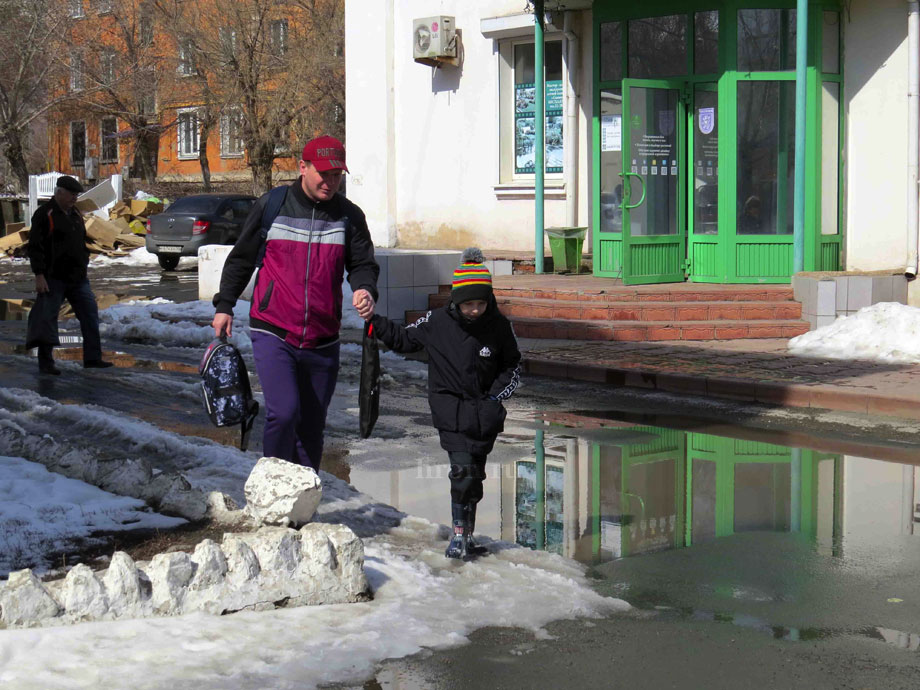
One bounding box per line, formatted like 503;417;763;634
788;302;920;363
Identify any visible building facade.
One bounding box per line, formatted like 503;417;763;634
346;1;919;295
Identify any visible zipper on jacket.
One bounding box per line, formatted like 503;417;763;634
302;206;316;345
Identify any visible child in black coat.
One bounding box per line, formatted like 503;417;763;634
370;248;522;559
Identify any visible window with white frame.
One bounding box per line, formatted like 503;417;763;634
70;121;86;166
220;108;244;157
178;38;196;75
498;37;564;182
100;47;116;84
100;117;118;162
69;0;85;18
270;19;288;57
177;109;200;159
219;27;237;63
70;52;84;91
139;13;153;45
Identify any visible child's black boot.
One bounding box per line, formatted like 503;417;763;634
445;502;470;560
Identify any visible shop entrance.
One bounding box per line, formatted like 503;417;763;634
592;5;843;284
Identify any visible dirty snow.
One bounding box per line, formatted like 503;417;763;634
0;414;625;689
788;302;920;363
0;455;185;576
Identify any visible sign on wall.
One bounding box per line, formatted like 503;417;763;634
515;80;564;174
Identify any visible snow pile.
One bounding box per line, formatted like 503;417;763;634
0;456;185;576
788;302;920;363
91;246;197;269
0;511;625;689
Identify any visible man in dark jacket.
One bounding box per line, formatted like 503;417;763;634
26;176;113;375
370;248;522;559
211;135;379;471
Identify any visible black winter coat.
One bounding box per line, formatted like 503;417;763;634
371;298;522;454
27;199;90;283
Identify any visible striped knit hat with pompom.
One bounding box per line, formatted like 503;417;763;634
451;247;493;304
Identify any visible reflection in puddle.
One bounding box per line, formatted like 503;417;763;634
0;294;145;323
0;342;197;374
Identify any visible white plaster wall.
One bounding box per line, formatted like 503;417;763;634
346;1;593;251
845;0;910;272
842;456;913;549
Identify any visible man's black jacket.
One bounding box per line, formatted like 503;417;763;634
27;198;90;283
371;297;522;454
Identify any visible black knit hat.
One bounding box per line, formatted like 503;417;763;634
56;176;84;194
451;247;493;304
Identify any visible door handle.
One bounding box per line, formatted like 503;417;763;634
623;172;647;210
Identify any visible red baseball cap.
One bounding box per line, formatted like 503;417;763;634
301;135;348;173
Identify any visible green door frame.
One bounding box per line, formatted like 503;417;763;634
591;0;844;284
621;78;689;284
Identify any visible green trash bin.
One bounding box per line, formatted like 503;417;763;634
544;226;587;273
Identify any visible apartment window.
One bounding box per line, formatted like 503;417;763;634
219;27;237;63
100;117;118;162
270;19;288;57
100;48;116;84
70;52;85;91
70;122;86;166
220;108;244;157
95;0;113;13
178;38;197;76
499;39;563;180
139;14;153;46
177;108;200;159
69;0;85;18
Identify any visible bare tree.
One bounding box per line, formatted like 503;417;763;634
170;0;344;194
0;0;75;192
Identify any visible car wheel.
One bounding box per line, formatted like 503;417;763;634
158;254;180;271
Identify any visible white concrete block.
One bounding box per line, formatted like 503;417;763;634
198;244;256;302
439;253;462;284
816;279;836;316
847;276;873;311
493;260;513;276
414;285;437;310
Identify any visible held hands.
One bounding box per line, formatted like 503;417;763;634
212;312;233;338
353;289;376;321
35;274;49;294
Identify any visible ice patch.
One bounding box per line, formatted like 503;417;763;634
0;455;186;576
788;302;920;363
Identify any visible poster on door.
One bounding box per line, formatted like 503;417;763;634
601;114;621;152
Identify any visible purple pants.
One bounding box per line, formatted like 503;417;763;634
251;330;340;470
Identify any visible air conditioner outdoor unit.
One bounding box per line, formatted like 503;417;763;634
413;16;457;67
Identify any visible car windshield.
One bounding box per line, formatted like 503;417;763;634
165;197;223;214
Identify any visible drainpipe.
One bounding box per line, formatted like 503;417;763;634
563;11;579;229
793;0;808;274
906;1;920;277
534;2;545;274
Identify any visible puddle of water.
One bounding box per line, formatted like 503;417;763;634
348;409;920;651
0;342;197;374
0;294;145;322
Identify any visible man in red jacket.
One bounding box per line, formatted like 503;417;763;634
212;136;378;470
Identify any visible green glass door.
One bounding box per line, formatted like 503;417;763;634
622;79;687;285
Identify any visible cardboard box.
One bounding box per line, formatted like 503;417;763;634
84;216;121;248
114;233;145;249
76;198;100;213
110;201;131;218
4;222;25;236
130;199;163;216
109;216;132;234
0;229;30;255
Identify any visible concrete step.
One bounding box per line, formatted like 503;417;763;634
494;297;802;322
492;285;795;304
510;317;810;341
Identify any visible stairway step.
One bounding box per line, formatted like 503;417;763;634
495;297;801;322
509;317;809;341
493;285;795;304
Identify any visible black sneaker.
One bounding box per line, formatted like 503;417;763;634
39;362;61;375
83;360;114;369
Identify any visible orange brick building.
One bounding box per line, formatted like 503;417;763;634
47;0;342;191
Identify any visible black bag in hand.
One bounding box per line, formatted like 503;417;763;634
199;337;259;450
359;321;380;438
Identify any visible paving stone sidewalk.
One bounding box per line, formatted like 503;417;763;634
521;337;920;422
